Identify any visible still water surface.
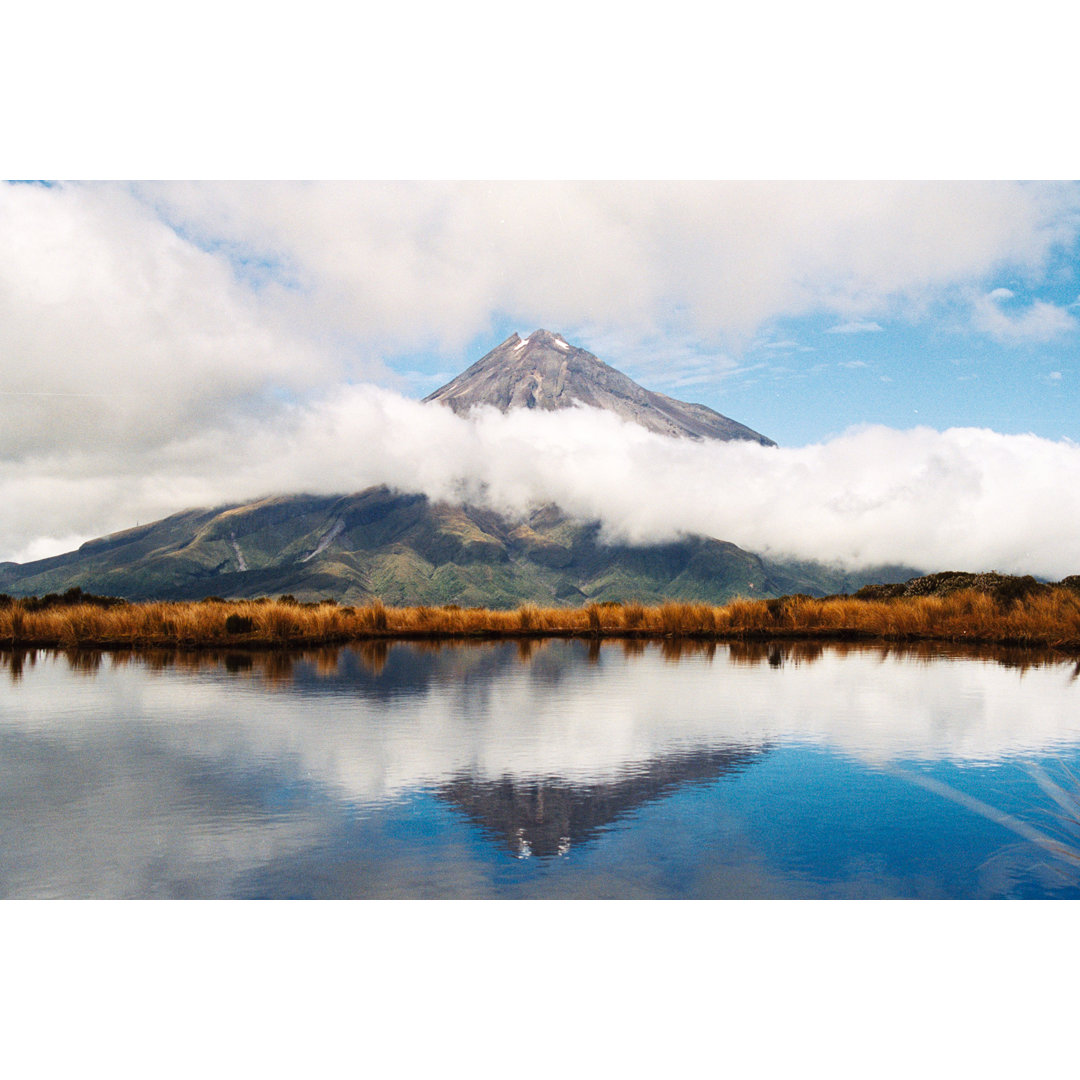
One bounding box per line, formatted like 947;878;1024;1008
2;639;1080;898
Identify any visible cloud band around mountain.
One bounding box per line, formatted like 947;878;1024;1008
5;386;1079;580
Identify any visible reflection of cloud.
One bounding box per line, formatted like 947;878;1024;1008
0;722;335;898
6;645;1080;810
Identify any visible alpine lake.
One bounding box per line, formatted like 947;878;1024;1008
3;636;1080;900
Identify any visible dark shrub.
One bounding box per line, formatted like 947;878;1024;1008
854;583;907;601
20;588;126;612
993;575;1045;606
225;614;255;634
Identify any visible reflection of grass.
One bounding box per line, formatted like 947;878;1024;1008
894;763;1080;872
1027;763;1080;864
1;588;1080;650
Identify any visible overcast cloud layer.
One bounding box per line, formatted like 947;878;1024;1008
2;180;1079;575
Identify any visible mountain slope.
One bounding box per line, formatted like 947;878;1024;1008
0;487;914;605
425;329;776;445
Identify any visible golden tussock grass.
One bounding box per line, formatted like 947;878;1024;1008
2;588;1080;652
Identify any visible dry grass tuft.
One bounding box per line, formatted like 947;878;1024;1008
2;587;1080;652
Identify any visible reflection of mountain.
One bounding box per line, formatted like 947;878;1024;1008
437;743;770;858
269;638;587;703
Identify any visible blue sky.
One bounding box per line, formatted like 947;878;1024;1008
700;297;1077;447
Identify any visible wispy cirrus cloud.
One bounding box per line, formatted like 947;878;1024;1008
826;321;884;334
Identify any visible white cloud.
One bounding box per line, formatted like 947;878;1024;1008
972;289;1077;343
0;182;337;460
138;180;1080;348
5;533;90;565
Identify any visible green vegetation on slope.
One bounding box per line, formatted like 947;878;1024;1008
0;486;918;607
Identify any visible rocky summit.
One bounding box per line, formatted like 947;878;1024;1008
424;329;776;446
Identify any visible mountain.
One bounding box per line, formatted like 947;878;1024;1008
0;487;914;605
1;330;915;604
424;329;776;446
